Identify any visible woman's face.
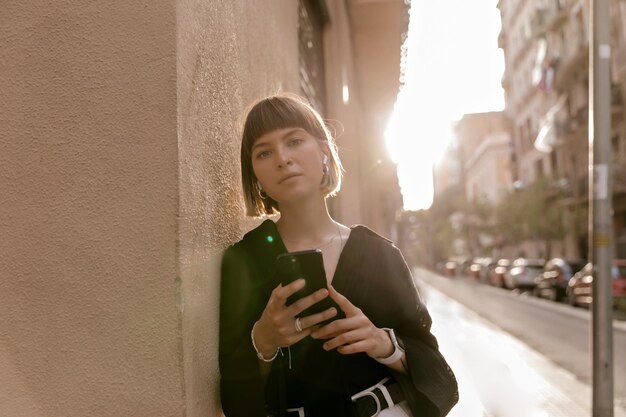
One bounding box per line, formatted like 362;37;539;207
251;127;328;205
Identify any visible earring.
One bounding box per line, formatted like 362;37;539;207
257;181;268;200
320;156;330;188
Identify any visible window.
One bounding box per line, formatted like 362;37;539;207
298;0;328;115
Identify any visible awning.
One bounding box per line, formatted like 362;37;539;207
534;95;568;153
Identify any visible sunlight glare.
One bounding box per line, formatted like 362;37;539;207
385;0;505;211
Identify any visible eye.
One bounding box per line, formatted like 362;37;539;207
288;137;304;146
255;150;271;159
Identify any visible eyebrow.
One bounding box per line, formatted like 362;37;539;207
251;128;304;152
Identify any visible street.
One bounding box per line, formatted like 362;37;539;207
415;267;626;417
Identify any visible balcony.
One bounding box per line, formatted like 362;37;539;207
530;4;568;38
554;41;588;92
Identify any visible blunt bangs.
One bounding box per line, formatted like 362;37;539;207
241;95;329;162
240;93;343;217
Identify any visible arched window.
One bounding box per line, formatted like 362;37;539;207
298;0;329;115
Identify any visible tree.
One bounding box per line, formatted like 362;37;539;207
493;178;567;258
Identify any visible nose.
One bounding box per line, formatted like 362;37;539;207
275;148;292;168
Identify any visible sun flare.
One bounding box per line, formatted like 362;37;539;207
385;0;505;211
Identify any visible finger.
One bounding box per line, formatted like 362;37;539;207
321;328;365;351
310;314;360;339
283;328;315;347
298;306;338;329
286;287;329;317
327;285;361;316
271;279;306;306
336;340;371;355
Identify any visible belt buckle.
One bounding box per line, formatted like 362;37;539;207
285;407;305;417
351;377;394;417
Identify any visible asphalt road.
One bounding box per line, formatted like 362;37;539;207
416;267;626;410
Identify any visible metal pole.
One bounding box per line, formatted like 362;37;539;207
589;0;614;415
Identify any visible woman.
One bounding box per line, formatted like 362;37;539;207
219;93;458;417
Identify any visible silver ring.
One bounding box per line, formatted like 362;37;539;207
295;317;303;332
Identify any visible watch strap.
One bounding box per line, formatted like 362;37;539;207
375;328;404;365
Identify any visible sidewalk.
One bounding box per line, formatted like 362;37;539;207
421;281;626;417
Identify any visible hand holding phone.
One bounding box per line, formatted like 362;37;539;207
276;249;344;326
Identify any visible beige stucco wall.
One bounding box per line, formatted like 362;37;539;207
1;0;300;416
2;0;403;415
176;0;298;415
0;1;184;416
324;0;406;236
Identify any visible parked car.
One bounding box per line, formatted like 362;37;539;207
490;258;511;288
469;257;492;282
479;258;496;284
534;258;587;301
504;258;545;290
459;258;473;277
567;259;626;308
444;260;457;277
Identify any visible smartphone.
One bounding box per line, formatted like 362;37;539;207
275;249;343;326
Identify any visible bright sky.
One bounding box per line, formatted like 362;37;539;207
385;0;505;210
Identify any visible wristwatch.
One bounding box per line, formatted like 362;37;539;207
375;328;405;365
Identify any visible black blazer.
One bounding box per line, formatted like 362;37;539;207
219;219;458;417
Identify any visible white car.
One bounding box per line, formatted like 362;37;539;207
504;258;546;290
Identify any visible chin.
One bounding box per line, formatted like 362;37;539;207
272;187;323;204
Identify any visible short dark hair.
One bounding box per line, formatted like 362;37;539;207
240;93;343;217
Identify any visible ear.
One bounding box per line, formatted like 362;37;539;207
321;144;331;162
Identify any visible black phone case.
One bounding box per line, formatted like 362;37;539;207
276;249;344;326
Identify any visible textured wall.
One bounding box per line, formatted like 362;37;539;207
1;0;360;415
176;1;299;415
0;1;185;416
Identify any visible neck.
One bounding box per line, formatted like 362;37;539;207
276;197;337;243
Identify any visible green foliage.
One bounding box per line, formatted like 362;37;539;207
426;177;584;260
498;179;565;243
431;218;456;261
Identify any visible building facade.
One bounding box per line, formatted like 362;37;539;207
0;1;407;416
431;0;626;261
454;112;514;204
497;0;626;259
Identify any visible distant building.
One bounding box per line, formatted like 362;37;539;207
497;0;626;258
433;139;461;199
454;112;514;204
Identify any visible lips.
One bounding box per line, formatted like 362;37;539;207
278;173;301;184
